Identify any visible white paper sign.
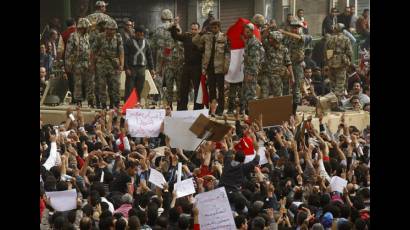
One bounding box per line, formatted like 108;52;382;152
225;49;245;83
330;176;348;193
244;147;268;165
45;189;77;212
171;109;209;121
126;109;165;137
174;178;196;198
196;187;236;230
164;117;203;151
148;168;167;189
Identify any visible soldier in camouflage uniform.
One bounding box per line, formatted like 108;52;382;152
241;23;264;114
151;9;180;108
324;23;353;99
194;20;230;115
90;19;124;109
87;1;112;108
279;19;312;113
260;31;294;98
64;18;94;107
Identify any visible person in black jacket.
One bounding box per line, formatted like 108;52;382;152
219;149;260;193
124;25;155;100
170;19;203;110
322;8;339;36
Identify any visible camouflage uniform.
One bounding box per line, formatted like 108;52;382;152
64;18;94;105
284;23;312;105
195;29;230;113
91;20;124;108
87;11;112;107
241;33;264;111
260;31;292;98
164;40;184;103
324;24;353;98
151;19;178;105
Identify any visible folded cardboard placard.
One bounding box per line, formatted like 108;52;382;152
248;95;293;127
189;114;232;142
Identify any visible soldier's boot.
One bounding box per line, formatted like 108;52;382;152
101;103;108;110
226;101;235;115
88;100;95;108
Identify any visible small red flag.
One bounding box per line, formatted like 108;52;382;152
122;88;139;115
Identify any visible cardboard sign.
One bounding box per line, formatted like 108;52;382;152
190;114;232;142
248;95;293;127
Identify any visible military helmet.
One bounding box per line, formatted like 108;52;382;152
77;18;91;28
105;19;118;29
252;14;265;27
161;9;173;20
269;31;283;42
289;18;303;27
244;23;255;31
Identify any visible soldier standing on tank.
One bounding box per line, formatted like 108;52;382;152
241;23;264;114
324;23;353;110
65;18;94;107
151;9;181;109
90;19;124;110
279;19;312;114
260;31;294;99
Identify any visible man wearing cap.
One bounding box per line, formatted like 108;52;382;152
65;18;95;107
324;23;353;104
241;23;264;114
86;1;112;42
90;19;124;109
151;9;181;108
260;30;294;99
279;19;312;113
87;1;112;108
124;25;155;101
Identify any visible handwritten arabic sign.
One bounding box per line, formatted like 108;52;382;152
125;109;165;137
195;187;236;230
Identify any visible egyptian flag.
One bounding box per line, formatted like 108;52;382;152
196;73;209;106
225;18;261;83
122;88;139;115
116;133;130;152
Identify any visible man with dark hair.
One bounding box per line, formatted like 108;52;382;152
110;160;136;194
171;18;203;110
356;9;370;40
322;7;339;35
234;215;248;230
220;149;260;192
195;19;230;115
202;11;215;32
296;9;309;34
124;25;155;101
79;217;93;230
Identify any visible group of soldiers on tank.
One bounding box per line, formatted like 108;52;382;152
63;1;353;114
